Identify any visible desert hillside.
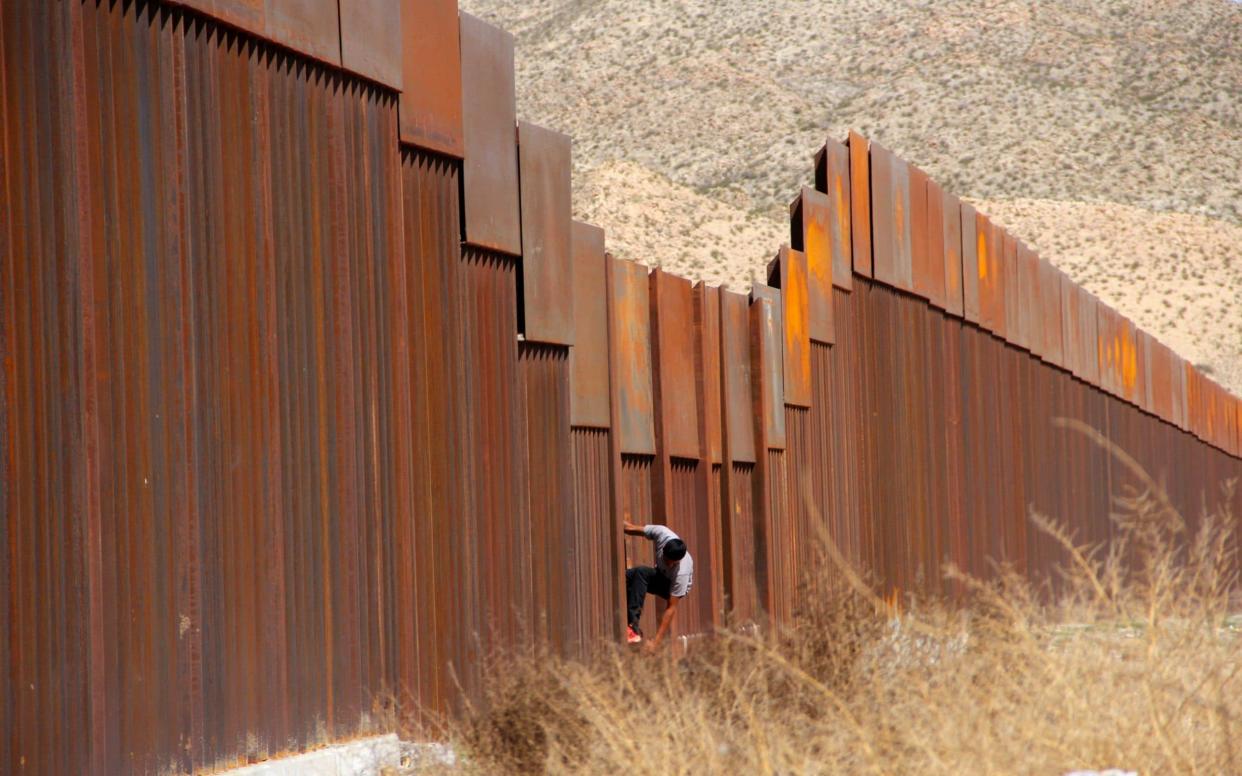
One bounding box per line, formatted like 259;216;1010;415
460;0;1242;394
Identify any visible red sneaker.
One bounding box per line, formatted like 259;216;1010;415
626;625;643;644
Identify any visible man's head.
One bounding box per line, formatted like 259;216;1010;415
664;538;687;561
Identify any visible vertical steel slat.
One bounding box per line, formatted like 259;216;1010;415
569;221;610;428
397;0;462;156
847;130;872;278
814;137;853;291
610;259;655;455
751;284;786;450
908;164;938;305
940;187;964;317
773;247;811;408
696;284;724;465
4;12;1242;774
922;175;948;311
791;187;836;343
518;121;574;345
339;0;402;90
650;270;700;460
720;290;756;464
459;13;520;255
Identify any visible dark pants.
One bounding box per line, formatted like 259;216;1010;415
626;566;670;633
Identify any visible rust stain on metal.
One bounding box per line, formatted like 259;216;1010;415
460;12;520;255
609;258;655;455
847;130;872;278
869;141;912;291
398;0;463;156
771;247;812;407
814;137;853;291
974;213;1004;334
518;121;574;345
569;221;609;428
790;187;835;343
4;8;1242;773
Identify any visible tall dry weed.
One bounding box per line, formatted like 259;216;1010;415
444;431;1241;775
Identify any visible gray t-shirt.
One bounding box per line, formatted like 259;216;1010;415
643;524;693;598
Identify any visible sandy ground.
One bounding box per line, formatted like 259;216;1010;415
461;0;1242;393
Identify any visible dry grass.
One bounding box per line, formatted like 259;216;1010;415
433;442;1241;774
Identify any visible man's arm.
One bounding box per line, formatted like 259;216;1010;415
648;594;680;649
622;520;647;536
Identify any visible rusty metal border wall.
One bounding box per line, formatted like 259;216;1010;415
4;1;1242;772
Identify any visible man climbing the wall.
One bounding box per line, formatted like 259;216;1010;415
622;521;693;650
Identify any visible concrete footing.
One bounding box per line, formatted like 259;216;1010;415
215;735;400;776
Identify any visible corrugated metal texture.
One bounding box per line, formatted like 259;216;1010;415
1;3;94;772
570;429;619;645
847;130;872;278
722;463;761;624
763;449;793;622
815;305;869;576
790;187;836;342
667;459;717;635
517;121;573;345
459;13;520;255
1;3;412;768
397;0;462;156
569;221;609;428
618;455;658;636
458;248;532;665
520;344;580;652
7;13;1242;775
813;138;853;292
784;405;823;615
398;148;467;730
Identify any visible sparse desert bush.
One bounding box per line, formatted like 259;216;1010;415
439;433;1240;774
